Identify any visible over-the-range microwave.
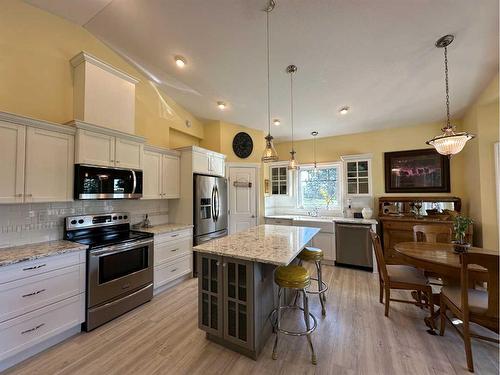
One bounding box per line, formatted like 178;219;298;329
74;164;143;200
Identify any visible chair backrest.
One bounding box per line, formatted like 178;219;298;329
460;251;499;320
369;231;388;283
413;224;452;243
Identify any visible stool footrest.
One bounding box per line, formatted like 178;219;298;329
270;305;318;336
306;278;329;295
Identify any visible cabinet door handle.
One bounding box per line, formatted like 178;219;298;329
115;160;120;164
222;263;227;267
110;159;115;163
22;289;46;298
21;323;45;335
15;193;23;197
171;248;178;252
23;264;46;271
171;268;178;272
171;234;179;238
25;194;33;197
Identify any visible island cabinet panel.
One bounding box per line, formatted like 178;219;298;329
223;258;254;350
198;254;223;337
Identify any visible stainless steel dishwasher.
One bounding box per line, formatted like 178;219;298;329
335;223;373;271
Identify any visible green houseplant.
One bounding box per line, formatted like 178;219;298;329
452;215;473;252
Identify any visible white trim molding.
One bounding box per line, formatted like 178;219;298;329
144;144;180;157
70;51;139;84
0;111;75;135
225;162;261;169
66;119;146;143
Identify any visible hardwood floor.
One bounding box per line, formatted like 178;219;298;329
5;265;499;375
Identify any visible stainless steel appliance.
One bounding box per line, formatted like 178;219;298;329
193;174;228;273
335;223;373;271
74;164;143;200
64;213;153;331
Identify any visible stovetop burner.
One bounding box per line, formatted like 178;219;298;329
70;230;152;249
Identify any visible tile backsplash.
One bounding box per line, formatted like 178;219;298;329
0;200;169;248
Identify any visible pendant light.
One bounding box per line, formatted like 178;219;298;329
311;131;318;172
287;65;299;170
426;35;475;156
261;0;279;162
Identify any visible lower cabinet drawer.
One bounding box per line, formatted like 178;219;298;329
154;238;191;267
0;294;84;361
154;255;192;289
0;264;85;323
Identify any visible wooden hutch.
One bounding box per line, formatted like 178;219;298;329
378;196;472;263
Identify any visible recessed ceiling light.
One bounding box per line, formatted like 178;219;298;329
339;106;350;115
175;55;187;68
217;101;227;110
273;119;281;126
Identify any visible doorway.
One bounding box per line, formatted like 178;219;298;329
227;165;259;234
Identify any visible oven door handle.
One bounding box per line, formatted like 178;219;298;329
90;239;153;257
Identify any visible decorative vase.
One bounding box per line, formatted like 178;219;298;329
452;241;471;253
361;208;373;219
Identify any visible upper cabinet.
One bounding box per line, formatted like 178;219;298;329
70;120;145;170
0;113;75;203
341;154;373;196
181;146;226;177
270;165;289;195
143;145;180;200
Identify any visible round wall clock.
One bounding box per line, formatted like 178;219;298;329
232;132;254;159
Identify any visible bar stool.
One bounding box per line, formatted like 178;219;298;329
297;247;328;316
271;265;318;365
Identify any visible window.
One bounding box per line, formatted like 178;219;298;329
298;164;341;210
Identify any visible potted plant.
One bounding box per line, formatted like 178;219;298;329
452;215;473;253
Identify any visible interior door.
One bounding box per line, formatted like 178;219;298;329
228;167;257;234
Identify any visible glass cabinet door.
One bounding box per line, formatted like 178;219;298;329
198;254;223;337
223;258;253;349
270;166;288;195
346;160;370;195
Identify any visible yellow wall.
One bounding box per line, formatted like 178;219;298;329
0;0;202;148
274;121;467;213
169;128;200;149
462;74;499;249
200;121;265;163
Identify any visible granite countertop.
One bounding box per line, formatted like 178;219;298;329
265;214;378;225
193;224;320;266
0;240;88;268
135;223;193;235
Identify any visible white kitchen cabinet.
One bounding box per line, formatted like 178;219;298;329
311;231;335;262
75;129;115;167
25;127;74;202
188;146;225;177
341;154;373;197
143;146;180;200
0;121;25;203
0;250;85;369
115;137;143;169
152;228;193;292
162;154;180;198
71;120;145;170
143;149;163;199
0;113;76;204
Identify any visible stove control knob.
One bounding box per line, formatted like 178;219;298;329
78;219;84;224
118;215;123;220
124;215;128;220
70;220;77;225
113;216;117;220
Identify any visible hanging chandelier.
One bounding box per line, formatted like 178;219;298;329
426;35;475;156
261;0;279;162
287;65;299;170
311;131;318;172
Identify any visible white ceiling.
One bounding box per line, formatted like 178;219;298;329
26;0;499;140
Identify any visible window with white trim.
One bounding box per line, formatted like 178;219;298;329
298;164;341;210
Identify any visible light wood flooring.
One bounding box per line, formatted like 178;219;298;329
5;265;499;375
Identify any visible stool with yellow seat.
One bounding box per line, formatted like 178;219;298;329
271;264;318;364
296;247;328;316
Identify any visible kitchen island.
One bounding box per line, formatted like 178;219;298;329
193;224;320;359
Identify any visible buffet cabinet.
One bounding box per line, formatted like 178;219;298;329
197;253;276;358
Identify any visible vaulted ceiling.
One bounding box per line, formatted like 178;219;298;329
26;0;499;140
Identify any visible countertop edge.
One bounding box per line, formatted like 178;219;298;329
134;223;194;235
264;215;378;225
0;241;88;268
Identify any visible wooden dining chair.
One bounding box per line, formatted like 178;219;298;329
439;252;499;372
413;224;452;243
370;231;434;320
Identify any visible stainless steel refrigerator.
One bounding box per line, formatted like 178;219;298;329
193;174;228;272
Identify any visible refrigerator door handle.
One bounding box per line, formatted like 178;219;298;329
211;186;216;222
215;185;220;221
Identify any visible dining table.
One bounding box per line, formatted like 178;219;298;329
393;242;498;333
